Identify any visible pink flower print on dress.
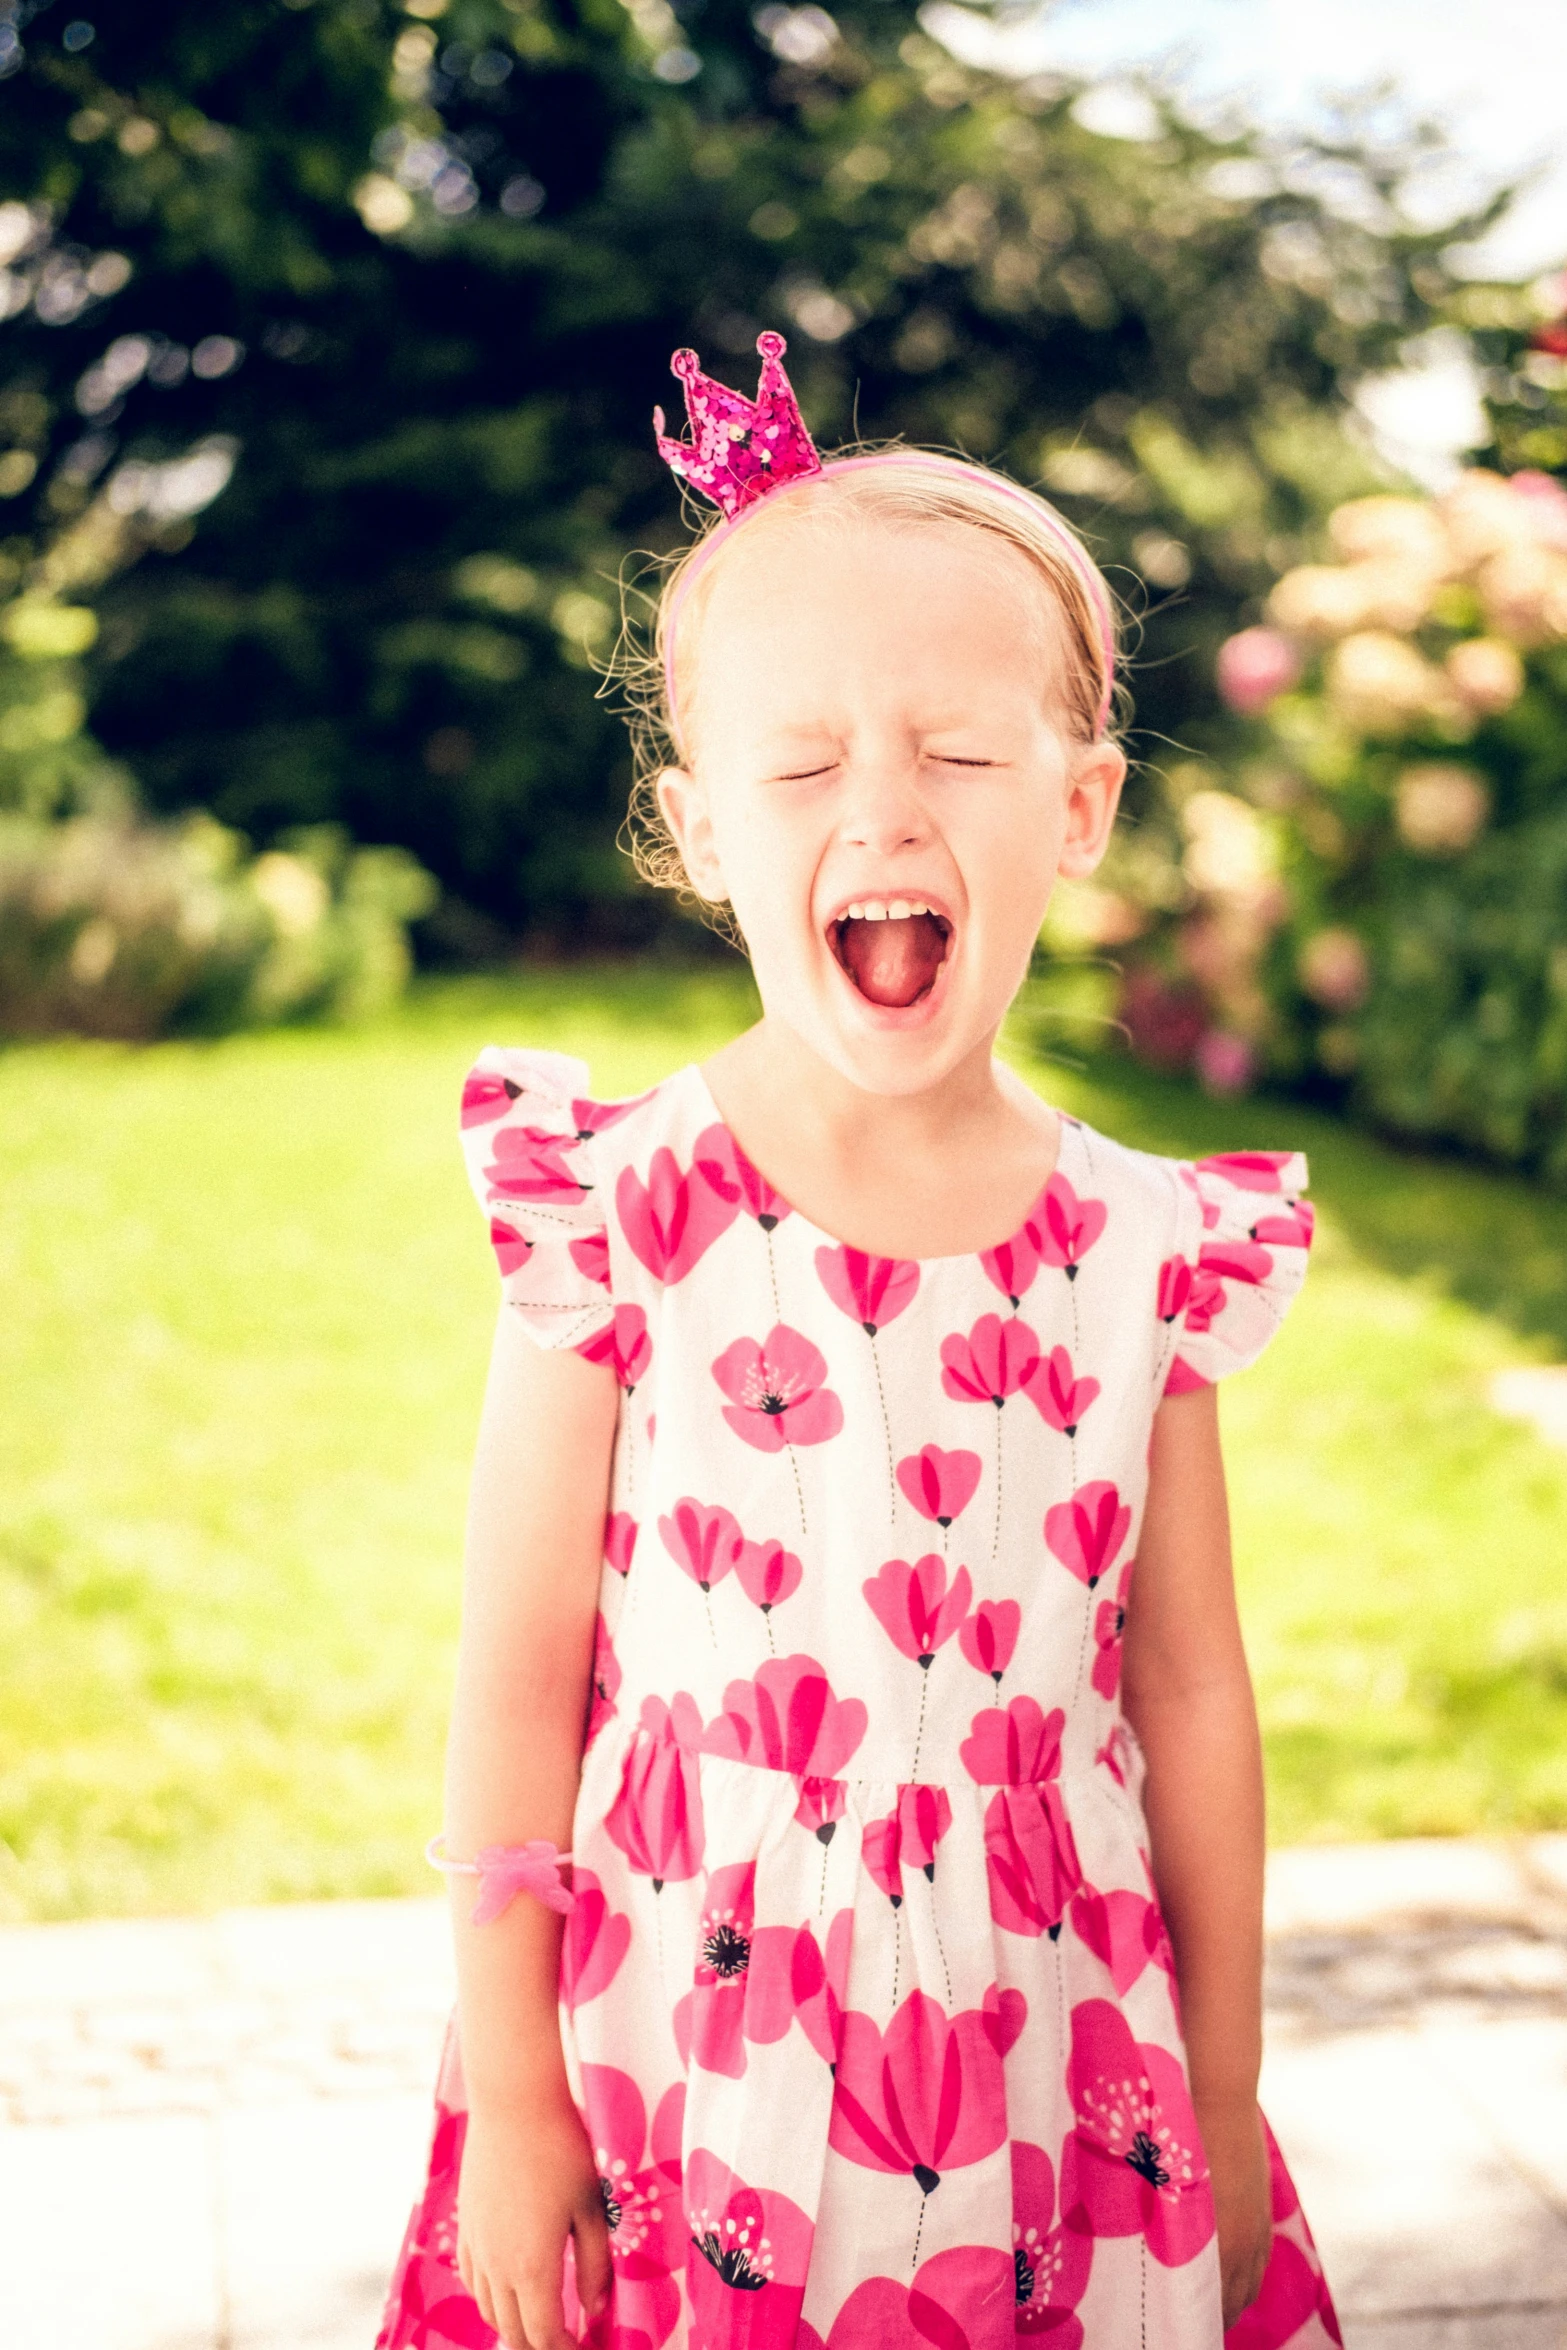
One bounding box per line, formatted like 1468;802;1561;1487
1156;1254;1193;1324
793;1773;847;1845
381;2246;495;2350
1200;1235;1274;1290
580;1303;652;1389
711;1325;844;1454
561;1866;632;2012
1045;1481;1131;1591
960;1697;1082;1939
587;1612;621;1749
863;1554;973;1667
1036;1173;1108;1280
829;1988;1014;2193
958;1598;1021;1687
1226;2239;1342;2349
1011;2139;1092;2344
570;1090;649;1140
488;1216;532;1279
862;1809;905;1907
980;1218;1047;1311
604;1695;705;1889
897;1781;953;1882
460;1066;521;1130
1069;1885;1174;1999
1196;1149;1294;1194
1060;1998;1215;2270
1252;1199;1315;1251
685;2149;815;2350
794;2246;1016;2350
616;1147;738;1284
676;1861;798;2081
604;1511;637;1578
896;1445;983;1532
484;1124;590;1205
659;1498;745;1595
815;1247;921;1335
790;1909;853;2068
939;1314;1042;1408
569;1226;611;1291
691;1123;793;1231
578;2064;685;2350
1091;1559;1134;1700
700;1654;869;1777
735;1536;804;1651
1024;1346;1101;1437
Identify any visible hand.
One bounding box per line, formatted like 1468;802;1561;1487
1199;2096;1272;2331
457;2092;611;2350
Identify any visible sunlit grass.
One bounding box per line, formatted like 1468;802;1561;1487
5;963;1567;1917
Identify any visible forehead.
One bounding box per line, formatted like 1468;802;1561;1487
679;504;1065;729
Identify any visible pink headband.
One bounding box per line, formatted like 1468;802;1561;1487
654;334;1116;746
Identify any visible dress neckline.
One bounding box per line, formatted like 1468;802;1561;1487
678;1060;1085;1272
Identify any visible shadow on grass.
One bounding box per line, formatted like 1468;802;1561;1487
1034;1035;1567;1361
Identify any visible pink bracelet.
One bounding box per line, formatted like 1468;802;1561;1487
426;1835;576;1923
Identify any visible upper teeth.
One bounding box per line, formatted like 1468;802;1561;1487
845;900;930;921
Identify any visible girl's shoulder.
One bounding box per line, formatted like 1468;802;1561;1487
459;1045;678;1151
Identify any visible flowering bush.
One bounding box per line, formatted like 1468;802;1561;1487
1066;466;1567;1181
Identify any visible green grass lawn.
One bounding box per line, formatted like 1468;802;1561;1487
6;963;1567;1920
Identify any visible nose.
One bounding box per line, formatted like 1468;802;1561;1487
838;746;933;857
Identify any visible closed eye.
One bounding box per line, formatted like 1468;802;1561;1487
933;755;1005;768
773;761;840;781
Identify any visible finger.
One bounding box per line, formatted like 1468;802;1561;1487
471;2269;503;2341
457;2231;474;2297
573;2201;614;2320
517;2283;571;2350
492;2283;530;2350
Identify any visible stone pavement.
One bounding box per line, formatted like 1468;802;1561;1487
3;1841;1567;2350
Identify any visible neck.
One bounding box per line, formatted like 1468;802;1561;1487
718;1012;1012;1167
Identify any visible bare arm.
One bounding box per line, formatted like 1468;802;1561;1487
447;1306;620;2350
1121;1381;1271;2328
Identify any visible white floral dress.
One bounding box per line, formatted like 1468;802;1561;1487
379;1050;1340;2350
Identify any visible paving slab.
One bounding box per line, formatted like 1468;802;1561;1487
3;1842;1567;2349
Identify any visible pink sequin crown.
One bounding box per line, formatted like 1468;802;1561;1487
653;331;822;518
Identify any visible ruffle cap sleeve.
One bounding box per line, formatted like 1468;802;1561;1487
1161;1150;1314;1395
459;1047;615;1353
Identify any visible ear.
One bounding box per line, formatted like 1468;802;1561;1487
1056;740;1127;880
655;766;729;903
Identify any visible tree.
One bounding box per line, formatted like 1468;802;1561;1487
0;0;1497;937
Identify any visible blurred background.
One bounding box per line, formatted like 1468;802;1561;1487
5;3;1567;2341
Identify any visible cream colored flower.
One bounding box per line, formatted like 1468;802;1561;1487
1266;564;1374;639
1298;927;1371;1011
1181;790;1277;901
1445;637;1524;716
1440;471;1541;570
1395;764;1490;855
251;852;329;937
1476;544;1567;646
1324;632;1445;735
1328;496;1452;574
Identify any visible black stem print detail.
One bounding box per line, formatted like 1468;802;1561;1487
1140;2232;1148;2350
928;1871;953;2005
761;1602;776;1658
910;1658;932;1778
1073;1583;1094;1700
693;2232;769;2291
818;1835;830;1917
991;1402;1005;1568
910;2171;937;2269
868;1331;897;1525
890;1898;903;2007
652;1881;666;2001
765;1227;781;1325
786;1441;807;1539
705;1589;718;1649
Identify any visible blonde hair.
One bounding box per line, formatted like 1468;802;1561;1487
615;449;1123;897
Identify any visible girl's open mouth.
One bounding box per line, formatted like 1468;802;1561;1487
830;899;953;1009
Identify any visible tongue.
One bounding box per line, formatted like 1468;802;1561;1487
839;914;947;1008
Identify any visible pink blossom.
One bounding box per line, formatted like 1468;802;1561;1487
604;1696;705;1888
980;1219;1046;1310
1199;1235;1274;1289
571;1090;648;1137
959;1694;1066;1789
579;1302;652;1389
958;1598;1020;1686
701;1654;869;1777
830;1988;1013;2186
568;1227;611;1290
862;1553;973;1665
795;2248;1015;2350
604;1511;637;1578
939;1313;1041;1407
1091;1560;1134;1701
488;1217;531;1279
861;1810;904;1906
862;1781;955;1907
1195;1150;1294;1195
1059;1998;1215;2269
460;1067;520;1129
792;1774;847;1843
1195;1029;1255;1098
895;1445;983;1529
711;1325;844;1452
691;1122;792;1230
815;1245;920;1335
1216;625;1301;716
381;2245;495;2349
1024;1346;1101;1437
790;1910;852;2067
1036;1175;1108;1279
1226;2237;1341;2348
616;1148;737;1283
961;1698;1081;1938
675;1862;798;2080
1011;2139;1092;2342
1069;1884;1174;1998
1044;1481;1131;1591
685;2150;814;2350
484;1124;589;1205
658;1498;745;1595
578;2065;686;2350
1156;1255;1193;1323
560;1867;631;2012
586;1612;620;1748
1253;1200;1315;1250
1180;1265;1229;1336
735;1535;804;1614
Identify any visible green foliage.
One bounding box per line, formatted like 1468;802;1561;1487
0;0;1495;933
7;973;1567;1915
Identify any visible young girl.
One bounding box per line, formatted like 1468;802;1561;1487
379;336;1339;2350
